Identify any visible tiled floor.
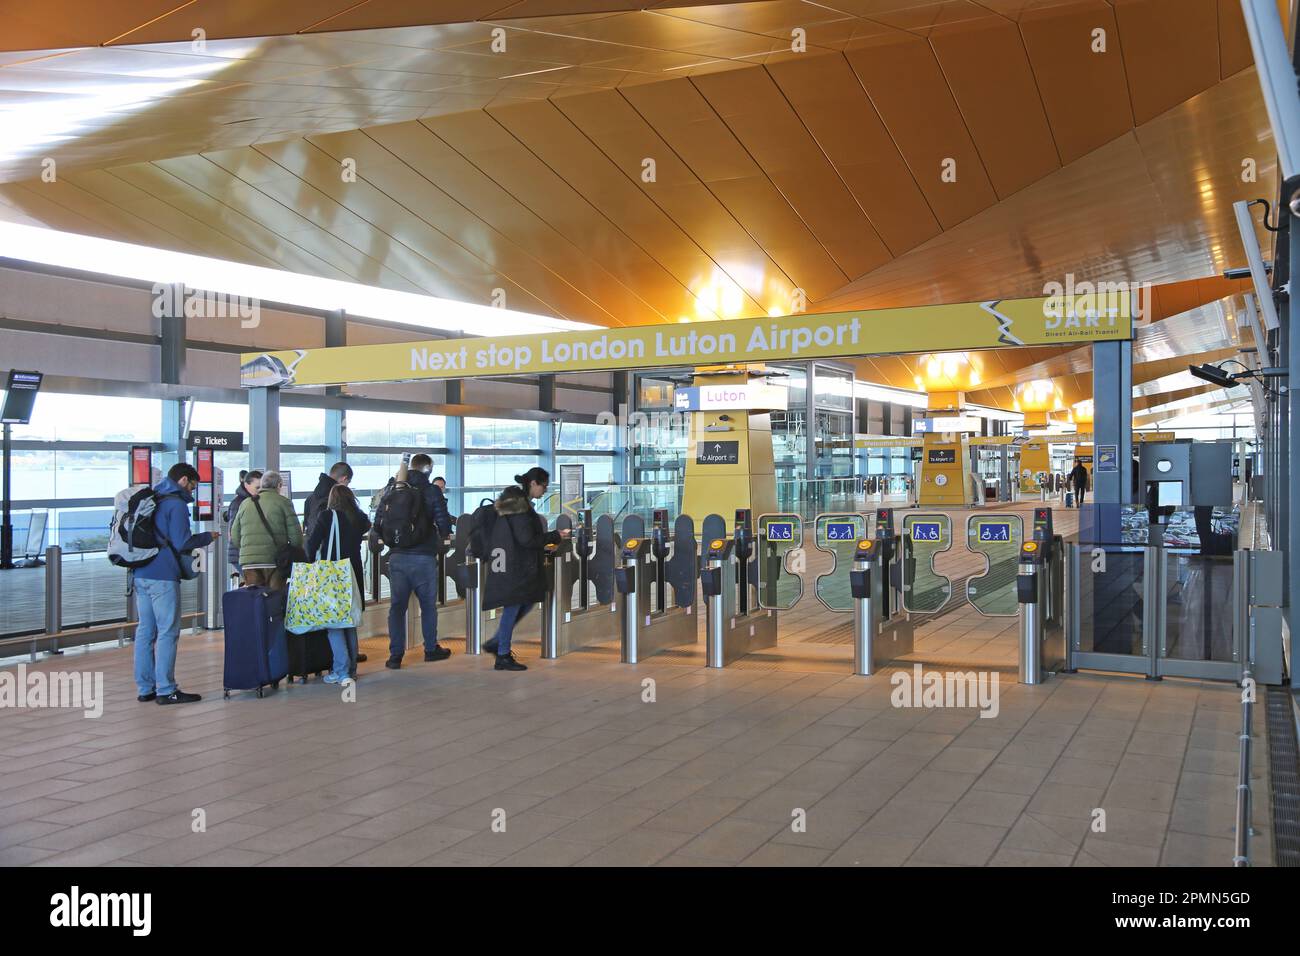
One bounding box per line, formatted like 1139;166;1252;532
0;613;1270;866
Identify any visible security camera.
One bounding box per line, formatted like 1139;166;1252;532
1188;363;1237;388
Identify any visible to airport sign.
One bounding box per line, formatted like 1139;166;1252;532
240;293;1135;389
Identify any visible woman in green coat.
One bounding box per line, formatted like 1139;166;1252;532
228;470;303;590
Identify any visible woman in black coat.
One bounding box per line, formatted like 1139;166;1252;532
306;484;372;683
481;468;569;671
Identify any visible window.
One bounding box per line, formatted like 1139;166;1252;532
348;452;447;496
465;417;540;449
348;410;446;447
464;454;539;489
557;455;614;484
190;401;247;434
557;422;614;451
7;392;161;442
280;407;326;446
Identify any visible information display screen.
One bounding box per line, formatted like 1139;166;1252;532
976;522;1011;542
927;448;956;464
1;370;42;424
826;522;857;541
765;522;794;542
910;522;942;542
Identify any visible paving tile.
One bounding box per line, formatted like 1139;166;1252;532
1161;830;1235;867
862;798;952;839
948;789;1029;828
574;828;695;867
553;804;661;845
1001;813;1087;856
909;821;1007;866
990;847;1073;866
823;832;921;866
676;817;784;863
739;842;830;866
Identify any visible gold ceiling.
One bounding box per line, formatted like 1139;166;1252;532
0;0;1282;417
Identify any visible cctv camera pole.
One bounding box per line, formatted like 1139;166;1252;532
1;423;14;569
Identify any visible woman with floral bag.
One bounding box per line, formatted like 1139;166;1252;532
305;484;371;683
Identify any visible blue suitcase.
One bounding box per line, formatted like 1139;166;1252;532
222;586;288;698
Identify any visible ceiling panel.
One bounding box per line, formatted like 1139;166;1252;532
689;65;890;278
551;87;792;312
766;53;942;257
424;107;700;317
1017;0;1134;165
481;97;720;321
343;122;667;325
1113;0;1221;124
619;74;849;299
843;33;998;229
928;12;1061;198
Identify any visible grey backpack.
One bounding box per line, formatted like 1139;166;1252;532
107;486;179;570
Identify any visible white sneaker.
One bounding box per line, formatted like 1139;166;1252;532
323;673;344;684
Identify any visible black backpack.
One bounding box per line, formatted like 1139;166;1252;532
375;481;430;549
468;501;497;559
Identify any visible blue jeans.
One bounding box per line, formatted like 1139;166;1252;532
327;627;357;680
387;552;440;660
492;603;533;656
134;578;181;697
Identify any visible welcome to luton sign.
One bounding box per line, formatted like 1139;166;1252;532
240;292;1136;389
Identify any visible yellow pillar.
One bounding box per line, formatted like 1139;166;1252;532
917;391;971;506
680;368;778;528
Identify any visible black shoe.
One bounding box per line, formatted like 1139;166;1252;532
137;692;156;703
385;658;402;670
494;653;527;672
424;645;451;662
157;690;201;705
482;637;499;655
356;653;368;663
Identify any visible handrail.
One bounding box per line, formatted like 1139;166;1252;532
1234;667;1254;866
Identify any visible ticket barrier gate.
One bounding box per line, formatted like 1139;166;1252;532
617;510;698;663
700;510;777;668
848;537;914;675
1017;540;1048;684
541;511;620;658
453;512;486;654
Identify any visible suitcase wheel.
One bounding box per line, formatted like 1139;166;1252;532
223;689;230;700
271;680;280;690
256;686;264;699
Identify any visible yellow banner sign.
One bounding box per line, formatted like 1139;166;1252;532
241;293;1134;389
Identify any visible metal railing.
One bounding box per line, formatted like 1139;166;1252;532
1235;667;1254;866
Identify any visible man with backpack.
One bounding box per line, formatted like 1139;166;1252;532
376;453;453;669
128;463;216;705
303;462;353;540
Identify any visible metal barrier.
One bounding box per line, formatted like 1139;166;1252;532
700;511;776;668
541;513;621;658
618;512;697;663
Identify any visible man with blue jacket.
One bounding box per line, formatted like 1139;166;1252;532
384;453;453;669
134;463;216;705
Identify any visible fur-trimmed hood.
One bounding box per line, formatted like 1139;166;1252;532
495;486;533;515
